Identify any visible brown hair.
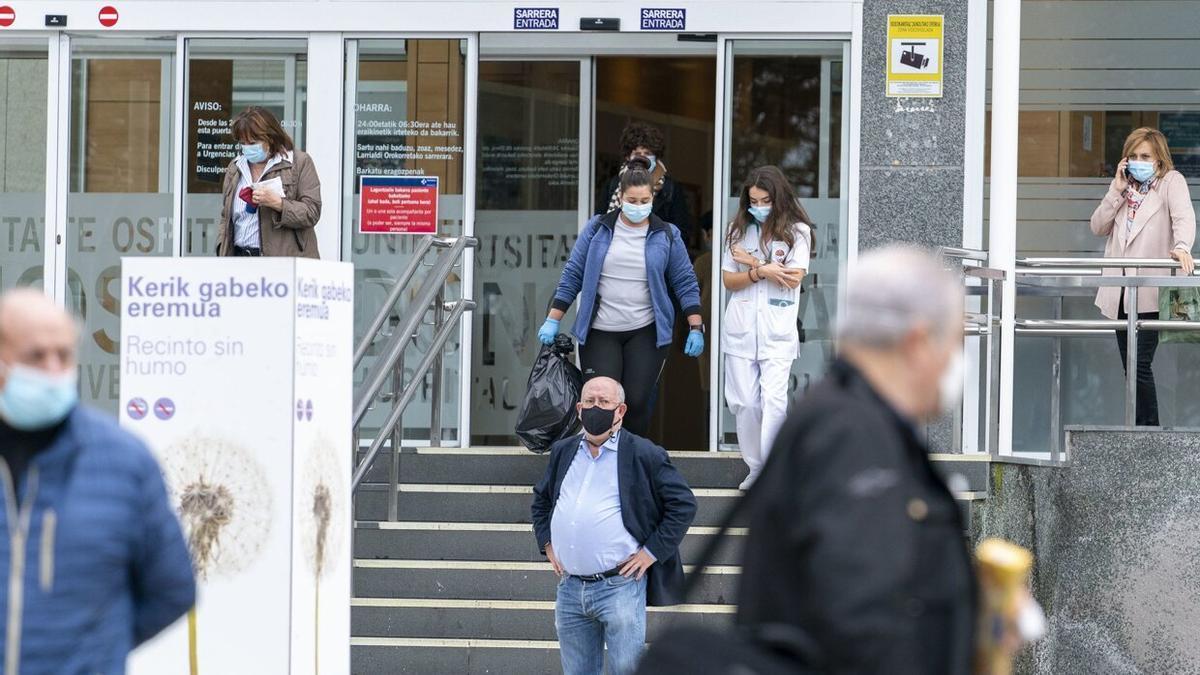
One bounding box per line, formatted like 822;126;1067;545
619;156;654;195
726;165;815;252
619;121;666;158
231;106;294;157
1122;127;1174;179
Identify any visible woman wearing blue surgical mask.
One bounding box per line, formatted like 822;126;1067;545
541;157;704;438
216;106;322;258
596;122;693;245
1090;127;1196;426
722;166;814;489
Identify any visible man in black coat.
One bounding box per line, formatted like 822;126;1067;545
532;376;697;675
736;246;976;675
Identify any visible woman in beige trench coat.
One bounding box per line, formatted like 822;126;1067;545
1090;127;1196;426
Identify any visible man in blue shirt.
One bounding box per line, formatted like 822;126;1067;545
532;376;697;675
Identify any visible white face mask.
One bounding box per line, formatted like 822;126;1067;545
938;349;964;416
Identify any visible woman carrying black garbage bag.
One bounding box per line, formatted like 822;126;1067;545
538;157;705;437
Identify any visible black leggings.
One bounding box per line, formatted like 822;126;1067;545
579;324;670;437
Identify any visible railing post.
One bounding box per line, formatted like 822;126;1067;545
388;348;404;521
430;288;445;448
1050;295;1063;461
1125;285;1139;426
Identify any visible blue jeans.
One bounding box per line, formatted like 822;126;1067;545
555;574;648;675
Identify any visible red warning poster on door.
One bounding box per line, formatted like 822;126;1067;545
359;176;439;234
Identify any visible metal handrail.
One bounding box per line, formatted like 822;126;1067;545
350;235;478;517
352;235;460;368
940;246;990;262
1019;256;1194;269
1012;267;1200;429
353;235;477;427
352;298;476;491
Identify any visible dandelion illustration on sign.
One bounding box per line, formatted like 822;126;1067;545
300;433;347;673
160;433;273;675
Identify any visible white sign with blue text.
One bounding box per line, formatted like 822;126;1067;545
641;7;686;30
122;257;354;675
514;7;558;29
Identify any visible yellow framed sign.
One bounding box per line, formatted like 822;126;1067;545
886;14;944;97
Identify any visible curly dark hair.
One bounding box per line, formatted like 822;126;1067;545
619;121;666;158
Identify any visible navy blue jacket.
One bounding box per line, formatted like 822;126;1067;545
0;406;195;674
552;211;702;347
531;430;697;606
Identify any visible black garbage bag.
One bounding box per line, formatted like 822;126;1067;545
515;334;583;453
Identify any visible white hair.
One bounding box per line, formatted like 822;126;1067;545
582;376;626;404
836;245;963;349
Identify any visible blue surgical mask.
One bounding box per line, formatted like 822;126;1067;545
621;201;653;223
632;154;657;173
1128;160;1155;184
749;205;771;223
241;142;269;164
0;363;78;431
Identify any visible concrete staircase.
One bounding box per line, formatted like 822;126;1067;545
350;447;990;674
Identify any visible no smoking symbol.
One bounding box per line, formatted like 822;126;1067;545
153;398;175;420
126;397;147;420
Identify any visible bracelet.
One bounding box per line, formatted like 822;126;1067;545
749;268;760;283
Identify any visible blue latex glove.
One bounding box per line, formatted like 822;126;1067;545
684;329;705;357
538;318;560;345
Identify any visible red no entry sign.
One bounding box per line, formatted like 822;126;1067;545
98;5;118;27
0;6;15;28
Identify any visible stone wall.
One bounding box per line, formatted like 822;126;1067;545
975;429;1200;674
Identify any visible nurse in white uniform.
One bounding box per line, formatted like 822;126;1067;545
720;166;814;489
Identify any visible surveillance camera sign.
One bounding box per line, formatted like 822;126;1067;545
886;15;944;98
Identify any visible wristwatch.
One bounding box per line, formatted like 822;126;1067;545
690;323;706;334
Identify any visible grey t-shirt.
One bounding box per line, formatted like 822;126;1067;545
593;219;655;332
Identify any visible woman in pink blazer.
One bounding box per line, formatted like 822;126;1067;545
1090;127;1197;426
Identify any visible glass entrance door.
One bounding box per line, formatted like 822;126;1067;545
66;36;176;415
715;39;849;449
343;38;470;443
471;59;585;445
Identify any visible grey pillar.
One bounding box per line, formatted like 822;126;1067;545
858;1;972;452
858;0;970;253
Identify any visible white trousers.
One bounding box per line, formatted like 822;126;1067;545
724;354;792;476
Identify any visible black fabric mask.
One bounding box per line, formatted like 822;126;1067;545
580;406;617;436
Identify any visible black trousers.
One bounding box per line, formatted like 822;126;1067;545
1115;306;1160;427
579;324;670;437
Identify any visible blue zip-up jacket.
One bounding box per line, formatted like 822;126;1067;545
0;406;195;674
552;211;702;347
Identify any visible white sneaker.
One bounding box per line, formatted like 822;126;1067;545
738;472;759;491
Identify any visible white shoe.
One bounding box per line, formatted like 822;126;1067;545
738;472;759;491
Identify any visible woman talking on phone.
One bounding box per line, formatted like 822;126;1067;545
539;157;704;437
1090;127;1195;426
216;106;322;258
721;166;813;489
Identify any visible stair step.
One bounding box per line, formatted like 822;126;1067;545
354;522;746;566
356;447;749;488
352;599;731;641
353;483;743;525
352;640;561;675
353;560;742;605
928;454;991;493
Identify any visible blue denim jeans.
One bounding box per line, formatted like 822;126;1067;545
555;574;648;675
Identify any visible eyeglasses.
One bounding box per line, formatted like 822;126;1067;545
581;397;618;408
